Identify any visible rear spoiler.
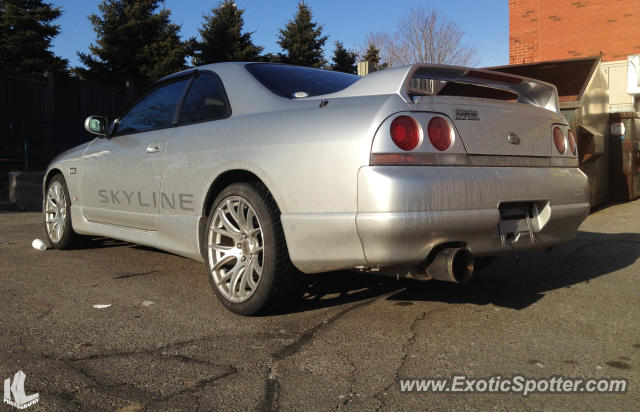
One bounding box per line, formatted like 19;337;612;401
332;63;561;114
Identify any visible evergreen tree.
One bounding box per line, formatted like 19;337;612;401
363;42;380;70
259;52;280;63
0;0;68;74
331;41;356;74
191;0;263;65
277;1;327;68
75;0;187;86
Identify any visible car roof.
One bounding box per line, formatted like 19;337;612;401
154;62;251;84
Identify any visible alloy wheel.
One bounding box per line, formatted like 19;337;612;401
45;181;67;243
208;196;264;303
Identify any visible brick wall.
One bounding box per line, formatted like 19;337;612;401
509;0;640;64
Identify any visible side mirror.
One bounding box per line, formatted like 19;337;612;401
84;116;108;136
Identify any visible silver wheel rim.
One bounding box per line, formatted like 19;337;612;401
45;181;67;243
208;196;264;303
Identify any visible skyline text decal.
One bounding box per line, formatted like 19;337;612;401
97;190;195;211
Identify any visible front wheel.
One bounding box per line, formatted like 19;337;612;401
205;182;298;315
44;174;85;249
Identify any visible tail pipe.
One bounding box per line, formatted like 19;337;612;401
423;247;474;284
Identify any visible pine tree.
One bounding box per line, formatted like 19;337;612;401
0;0;68;74
331;41;356;74
74;0;187;86
277;1;327;68
363;42;381;70
191;0;263;65
259;52;280;63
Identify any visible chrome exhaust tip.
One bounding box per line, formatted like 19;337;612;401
424;247;474;284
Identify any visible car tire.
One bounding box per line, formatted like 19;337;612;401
44;174;85;249
205;182;299;315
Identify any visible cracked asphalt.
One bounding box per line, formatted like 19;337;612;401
1;200;639;411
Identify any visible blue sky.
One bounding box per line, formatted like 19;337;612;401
51;0;508;68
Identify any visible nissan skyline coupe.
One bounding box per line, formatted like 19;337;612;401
42;62;589;315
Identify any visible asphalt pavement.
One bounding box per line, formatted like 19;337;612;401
1;200;639;411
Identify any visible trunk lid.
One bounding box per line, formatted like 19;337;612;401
410;96;564;157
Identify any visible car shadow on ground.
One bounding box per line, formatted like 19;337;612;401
81;238;177;256
73;230;640;315
81;237;129;249
283;231;640;314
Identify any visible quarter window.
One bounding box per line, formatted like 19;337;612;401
115;78;190;135
179;73;230;123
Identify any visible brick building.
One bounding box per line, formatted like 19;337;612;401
509;0;640;111
509;0;640;64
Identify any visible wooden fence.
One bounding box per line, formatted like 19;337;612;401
0;70;135;171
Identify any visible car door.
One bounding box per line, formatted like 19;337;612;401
79;76;192;230
159;70;232;222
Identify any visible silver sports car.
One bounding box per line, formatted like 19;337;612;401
43;62;589;315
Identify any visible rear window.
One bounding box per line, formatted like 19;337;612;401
246;63;359;98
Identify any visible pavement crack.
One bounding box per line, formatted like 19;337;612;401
112;270;160;280
373;307;449;411
262;294;392;411
18;335;28;352
39;388;84;411
0;340;239;409
67;334;220;363
333;353;357;410
141;366;238;411
260;367;280;412
35;305;53;320
272;297;381;361
1;349;158;406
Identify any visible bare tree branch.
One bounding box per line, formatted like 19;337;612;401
361;7;477;68
359;31;394;67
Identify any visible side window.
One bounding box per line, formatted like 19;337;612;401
115;78;190;135
179;73;230;124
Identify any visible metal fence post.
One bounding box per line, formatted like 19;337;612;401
21;118;28;171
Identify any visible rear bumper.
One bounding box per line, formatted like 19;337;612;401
356;165;590;266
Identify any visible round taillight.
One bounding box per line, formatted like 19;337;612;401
390;116;420;151
427;117;453;151
553;127;565;154
567;129;576;155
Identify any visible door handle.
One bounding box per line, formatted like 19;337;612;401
146;142;163;153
